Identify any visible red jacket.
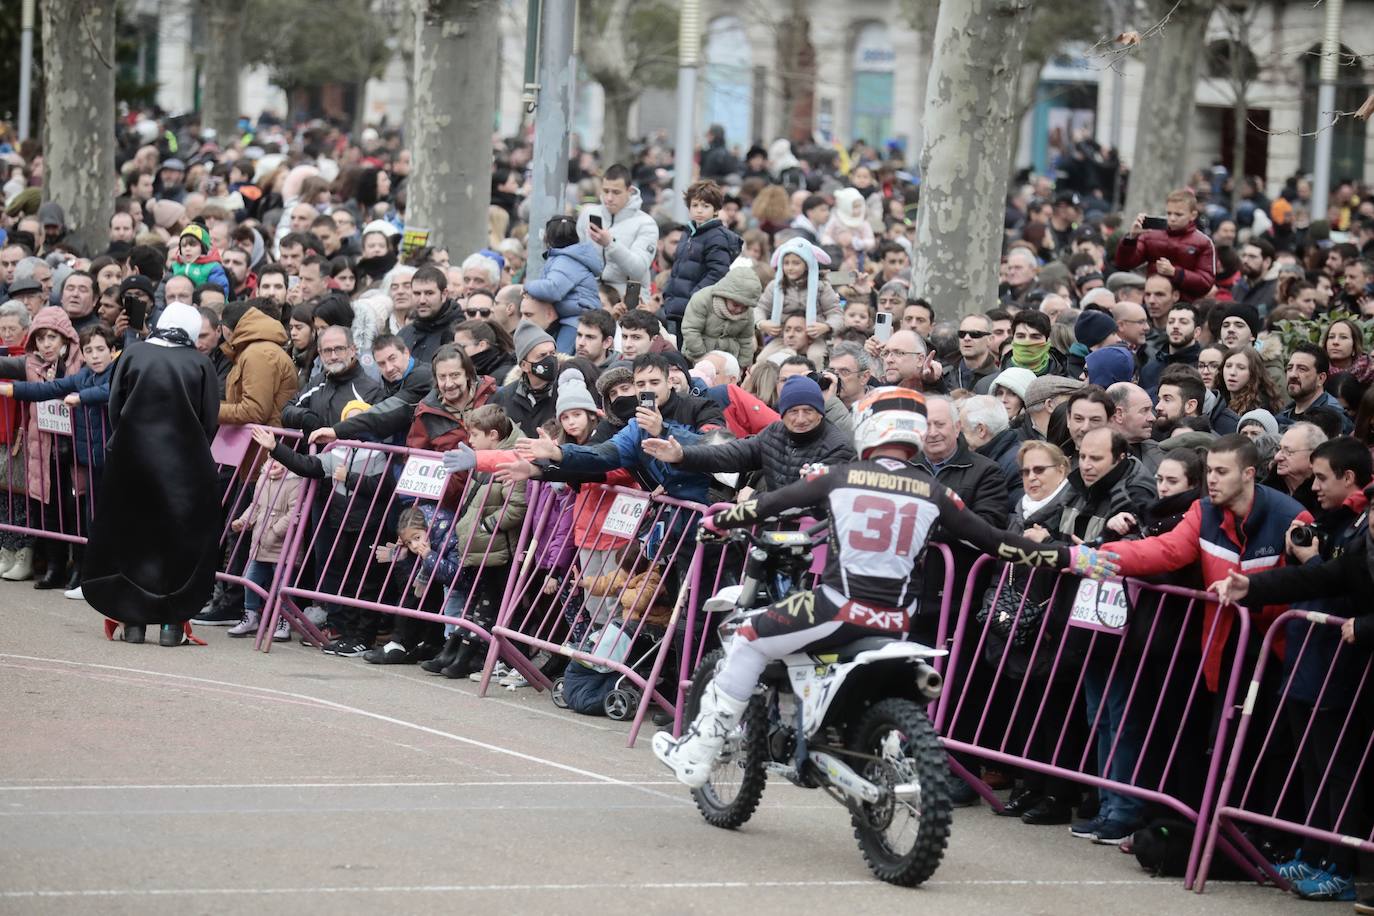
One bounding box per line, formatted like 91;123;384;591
1114;221;1217;301
1103;487;1311;691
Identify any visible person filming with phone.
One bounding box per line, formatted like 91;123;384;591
1114;188;1216;301
509;353;722;504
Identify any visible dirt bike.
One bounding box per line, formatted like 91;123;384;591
684;522;952;886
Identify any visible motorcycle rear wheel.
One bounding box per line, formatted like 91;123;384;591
848;698;951;886
686;649;768;829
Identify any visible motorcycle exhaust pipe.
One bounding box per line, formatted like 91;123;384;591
913;661;943;700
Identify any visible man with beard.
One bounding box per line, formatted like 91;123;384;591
1278;343;1353;433
1236;239;1278;314
1152;368;1210;438
281;326;384;438
1139;301;1201;394
401;265;460;365
84;303;220;646
221;246;255;300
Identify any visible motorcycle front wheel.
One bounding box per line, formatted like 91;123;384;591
685;649;768;829
848;698;952;886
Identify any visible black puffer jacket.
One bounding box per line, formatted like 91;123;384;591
399;299;460;366
675;419;855;492
332;360;434;443
661;219;742;321
281;362;385;436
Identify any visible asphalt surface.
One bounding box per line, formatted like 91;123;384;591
1;587;1357;915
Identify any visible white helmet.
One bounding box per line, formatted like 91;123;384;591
852;387;928;459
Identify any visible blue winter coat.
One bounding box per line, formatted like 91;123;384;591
662;219;742;322
549;417;711;504
523;242;604;327
11;362;114;468
411;502;462;591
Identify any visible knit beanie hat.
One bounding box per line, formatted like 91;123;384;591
1074;309;1117;348
595;362;634;402
513;319;555;363
1237;408;1279;438
1222;303;1261;339
556;368;597;417
1085;345;1136;388
777;375;825;416
179;223;211;253
989;367;1036;403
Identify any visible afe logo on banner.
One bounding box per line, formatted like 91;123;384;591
35;400;72;436
396;456;449;499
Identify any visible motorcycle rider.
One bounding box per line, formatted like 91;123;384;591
653;387;1121;787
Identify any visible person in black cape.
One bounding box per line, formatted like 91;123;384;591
85;302;222;647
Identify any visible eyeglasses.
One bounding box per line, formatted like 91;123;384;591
319;345;352;357
465;308;492;318
958;330;990;339
1020;464;1057;478
881;349;920;360
831;367;862;378
1118;317;1149;326
1277;446;1313;457
1197;362;1222;370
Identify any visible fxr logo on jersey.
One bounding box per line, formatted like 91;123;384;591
995;543;1061;567
836;600;908;631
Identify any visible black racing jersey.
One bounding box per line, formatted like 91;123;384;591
714;457;1068;610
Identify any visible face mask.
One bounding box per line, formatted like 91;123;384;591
610;394;639;422
530;354;557;381
1012;340;1050;372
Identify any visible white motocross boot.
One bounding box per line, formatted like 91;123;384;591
653;680;749;788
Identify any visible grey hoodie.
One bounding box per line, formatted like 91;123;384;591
575;186;659;294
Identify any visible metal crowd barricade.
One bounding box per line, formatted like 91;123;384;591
206;424;325;649
258;439;546;685
484;480;707;746
0;397;107;550
1197;609;1374;893
932;557;1269;889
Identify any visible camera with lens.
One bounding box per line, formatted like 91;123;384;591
1289;525;1319;548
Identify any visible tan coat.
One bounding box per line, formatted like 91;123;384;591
220;307;299;426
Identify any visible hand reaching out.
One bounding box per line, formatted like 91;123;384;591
1211;570;1249;606
250;426;277;451
641;435;684;463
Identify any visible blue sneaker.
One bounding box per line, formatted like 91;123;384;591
1091;818;1137;845
1070;815;1105;839
1274;854;1321;883
1291;867;1356;902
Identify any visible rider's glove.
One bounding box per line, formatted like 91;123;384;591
441;443;477;474
1069;545;1121;581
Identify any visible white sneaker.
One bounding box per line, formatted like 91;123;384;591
303;605;329;627
63;585;84;601
652;680;749;789
273;616;291;642
472;661;506;683
226;611;260;638
500;668;529;689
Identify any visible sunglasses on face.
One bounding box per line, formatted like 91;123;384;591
958;330;990;339
1020;464;1056;478
465;308;492;318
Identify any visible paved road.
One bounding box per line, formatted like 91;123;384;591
1;588;1353;915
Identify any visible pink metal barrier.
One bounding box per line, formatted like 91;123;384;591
485;481;707;746
932;557;1269;888
0;397;107;548
259;439;545;685
208;425;324;648
1197;609;1374;893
